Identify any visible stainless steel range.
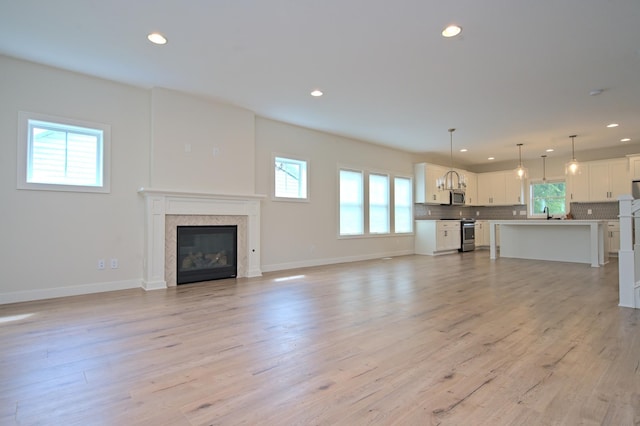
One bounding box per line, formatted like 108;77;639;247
460;218;476;252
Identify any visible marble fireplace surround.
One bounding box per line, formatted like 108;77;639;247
139;188;262;290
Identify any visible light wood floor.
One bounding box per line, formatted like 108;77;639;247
1;252;640;425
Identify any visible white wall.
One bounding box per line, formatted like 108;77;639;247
255;118;416;271
0;55;150;303
150;88;256;194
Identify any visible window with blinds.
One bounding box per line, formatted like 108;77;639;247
18;112;110;193
274;156;308;200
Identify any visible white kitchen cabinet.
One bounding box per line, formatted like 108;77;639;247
475;221;485;246
414;220;460;255
464;171;478;206
567;167;590;202
588;159;629;201
607;221;620;255
628;155;640;180
505;174;524;205
474;220;497;248
414;163;449;204
477;171;523;205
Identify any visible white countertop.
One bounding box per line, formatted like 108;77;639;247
489;219;607;225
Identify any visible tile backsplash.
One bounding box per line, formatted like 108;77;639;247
414;201;619;221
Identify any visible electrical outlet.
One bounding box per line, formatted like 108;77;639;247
110;258;118;269
476;211;480;216
97;259;105;270
512;210;516;216
587;209;593;215
428;210;431;215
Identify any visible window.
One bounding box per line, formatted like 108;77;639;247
530;179;566;217
394;177;413;233
369;174;389;234
339;169;364;235
17;112;110;193
274;155;308;200
339;167;413;237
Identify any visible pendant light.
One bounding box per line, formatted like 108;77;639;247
541;155;547;181
436;128;466;191
565;134;580;175
514;143;528;179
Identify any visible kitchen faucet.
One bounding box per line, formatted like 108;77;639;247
543;206;551;220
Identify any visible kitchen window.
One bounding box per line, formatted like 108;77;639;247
529;179;566;218
17;111;110;193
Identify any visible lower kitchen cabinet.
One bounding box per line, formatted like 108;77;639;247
415;220;461;255
474;220;498;248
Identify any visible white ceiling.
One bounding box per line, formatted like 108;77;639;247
2;0;640;168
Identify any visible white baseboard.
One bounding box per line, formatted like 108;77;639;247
261;250;414;273
0;279;142;304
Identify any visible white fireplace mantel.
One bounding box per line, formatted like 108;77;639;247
138;188;263;290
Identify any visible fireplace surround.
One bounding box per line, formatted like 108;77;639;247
139;188;262;289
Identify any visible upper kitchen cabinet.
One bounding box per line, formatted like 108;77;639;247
567;167;590;202
477;171;524;205
414;163;449;204
588;158;629;201
463;171;477;206
627;154;640;180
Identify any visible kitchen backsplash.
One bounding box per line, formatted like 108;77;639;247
569;202;619;220
414;201;619;221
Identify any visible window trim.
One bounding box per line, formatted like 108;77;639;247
17;111;111;193
338;164;413;239
528;177;567;219
271;153;310;202
369;172;390;235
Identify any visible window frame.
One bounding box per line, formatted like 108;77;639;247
338;165;413;238
272;153;309;202
339;168;365;236
369;172;390;234
394;176;413;234
17;111;111;193
528;177;567;219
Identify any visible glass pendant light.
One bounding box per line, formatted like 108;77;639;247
541;155;547;181
514;143;528;179
436;128;466;191
565;135;580;175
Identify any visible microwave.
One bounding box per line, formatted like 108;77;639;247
449;190;465;205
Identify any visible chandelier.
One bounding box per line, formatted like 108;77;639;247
436;128;466;191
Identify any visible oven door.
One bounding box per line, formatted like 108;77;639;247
460;222;476;251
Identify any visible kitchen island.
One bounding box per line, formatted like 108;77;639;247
489;220;608;267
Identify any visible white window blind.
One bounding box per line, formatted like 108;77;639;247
394;177;412;233
369;173;389;234
274;156;307;199
28;122;102;186
339;169;364;235
18;112;110;193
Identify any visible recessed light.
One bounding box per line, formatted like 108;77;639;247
589;89;604;96
147;32;167;45
606;123;619;128
546;148;554;152
310;89;323;97
442;24;462;38
621;138;631;142
460;148;468;152
488;157;495;160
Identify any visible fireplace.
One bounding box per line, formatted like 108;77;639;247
139;188;262;290
176;225;238;284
